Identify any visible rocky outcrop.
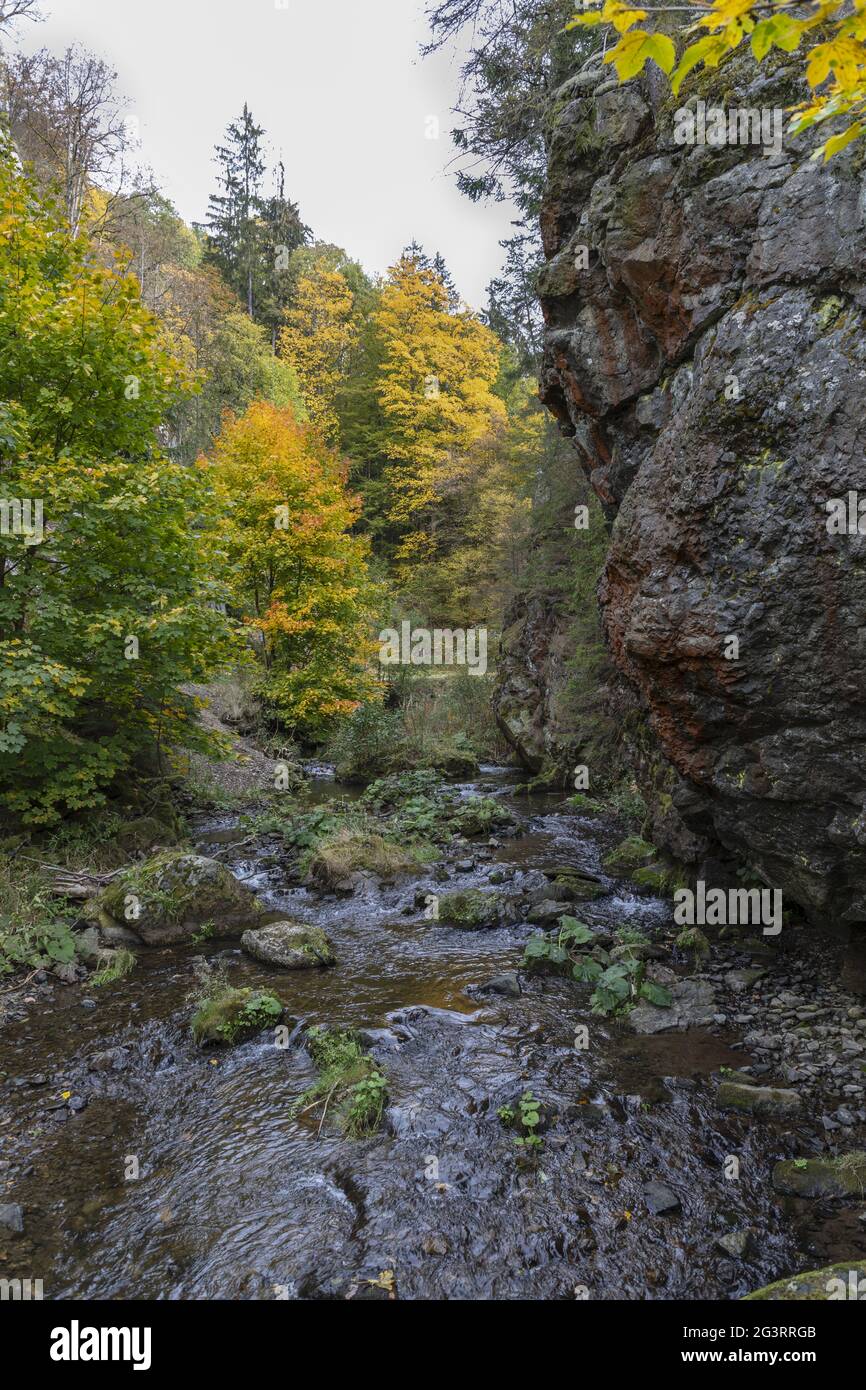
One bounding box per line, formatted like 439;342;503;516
537;51;866;922
494;590;580;773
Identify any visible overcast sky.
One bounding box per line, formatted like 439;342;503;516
11;0;520;308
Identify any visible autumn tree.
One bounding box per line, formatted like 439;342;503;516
279;253;358;444
372;255;506;594
0;139;233;825
205;401;381;737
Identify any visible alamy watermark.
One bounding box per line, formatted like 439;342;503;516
379;622;487;676
674;881;782;936
826;491;866;535
0;497;43;545
674;100;783;156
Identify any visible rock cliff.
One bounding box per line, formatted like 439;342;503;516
535;51;866;922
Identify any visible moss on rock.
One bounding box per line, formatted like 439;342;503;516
191;986;283;1046
744;1260;866;1301
241;920;336;970
98;851;265;945
437;889;502;930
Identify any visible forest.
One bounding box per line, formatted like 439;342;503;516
1;0;866;1327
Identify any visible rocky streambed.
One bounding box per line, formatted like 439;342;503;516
1;770;865;1300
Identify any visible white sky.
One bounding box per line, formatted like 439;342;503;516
11;0;520;309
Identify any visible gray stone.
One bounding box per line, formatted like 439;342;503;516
240;920;335;970
643;1182;681;1215
717;1082;802;1117
0;1203;23;1233
477;972;521;999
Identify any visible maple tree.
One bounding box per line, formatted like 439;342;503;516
569;0;866;159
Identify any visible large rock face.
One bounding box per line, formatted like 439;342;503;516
538;54;866;922
495;591;579;772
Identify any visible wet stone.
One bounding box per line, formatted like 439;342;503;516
643;1182;681;1216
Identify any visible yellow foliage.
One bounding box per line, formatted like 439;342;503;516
571;0;866;157
279;265;356;444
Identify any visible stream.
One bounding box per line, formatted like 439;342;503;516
1;769;862;1300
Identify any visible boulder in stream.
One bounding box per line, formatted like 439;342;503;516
94;852;266;946
241;920;335;970
191;986;283;1046
772;1153;866;1199
436;889;506;930
744;1260;866;1301
628;968;717;1034
717;1082;802;1118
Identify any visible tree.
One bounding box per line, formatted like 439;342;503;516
5;44;133;234
372;254;507;601
484;229;545;371
0;139;232;825
0;0;41;120
424;1;590;213
570;0;866;160
279;257;357;444
205;104;266;318
257;160;310;347
205;401;381;737
423;2;592;372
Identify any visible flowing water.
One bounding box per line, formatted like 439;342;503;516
0;771;824;1299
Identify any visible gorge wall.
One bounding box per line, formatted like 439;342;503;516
529;49;866;924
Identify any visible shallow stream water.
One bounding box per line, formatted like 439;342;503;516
0;771;840;1299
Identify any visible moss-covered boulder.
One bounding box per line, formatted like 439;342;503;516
97;852;266;945
717;1081;802;1118
241;921;336;970
603;837;656;874
437;889;503;930
450;797;516;838
772;1153;866;1200
191;986;283;1046
633;863;686;894
744;1261;866;1301
116;809;181;854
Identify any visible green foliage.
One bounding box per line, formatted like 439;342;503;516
514;1089;543;1148
523;914;594;971
590;954;672;1016
523;915;672;1015
497;1089;544;1147
293;1026;387;1137
190;971;283;1045
0;140;234;826
91;948;136;987
569;0;866;161
0;853;77;975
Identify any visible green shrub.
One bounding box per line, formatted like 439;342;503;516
0;854;77;976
